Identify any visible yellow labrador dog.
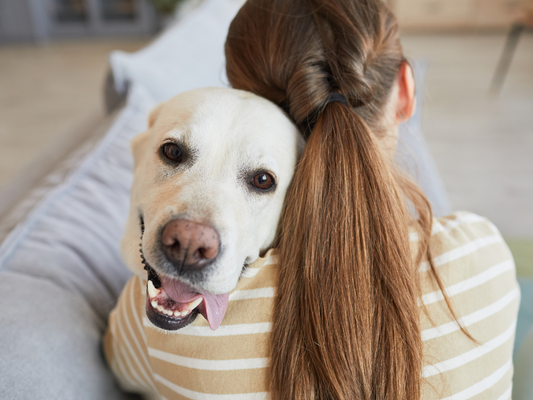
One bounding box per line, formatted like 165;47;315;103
119;87;302;332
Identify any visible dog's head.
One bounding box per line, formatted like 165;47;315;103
121;87;303;331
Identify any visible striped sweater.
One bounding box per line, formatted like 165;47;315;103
104;211;520;400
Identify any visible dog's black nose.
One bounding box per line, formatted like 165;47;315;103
161;219;220;271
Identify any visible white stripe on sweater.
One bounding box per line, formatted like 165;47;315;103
148;347;268;371
230;287;276;301
421;260;515;305
241;255;278;278
117;298;154;389
143;318;272;337
114;313;148;390
410;214;487;243
495;385;512;400
419;234;503;272
431;213;487;235
154;374;269;400
439;360;512;400
123;281;158;391
421;288;519;341
110;311;138;391
423;320;516;378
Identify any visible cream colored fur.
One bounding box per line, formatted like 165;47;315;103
121;87;303;294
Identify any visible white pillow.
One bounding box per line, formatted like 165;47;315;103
110;0;246;102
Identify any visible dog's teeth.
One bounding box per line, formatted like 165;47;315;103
164;309;173;316
180;310;189;317
174;310;181;317
151;300;158;309
188;298;203;311
157;305;164;312
147;280;160;298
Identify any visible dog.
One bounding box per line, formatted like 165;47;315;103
119;87;303;334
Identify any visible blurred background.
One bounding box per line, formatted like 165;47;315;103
0;0;531;270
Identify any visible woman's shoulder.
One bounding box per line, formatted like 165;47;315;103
428;211;513;269
421;210;517;305
419;211;519;399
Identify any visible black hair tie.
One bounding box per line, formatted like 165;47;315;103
278;92;357;139
303;93;350;137
325;92;348;107
277;93;349;119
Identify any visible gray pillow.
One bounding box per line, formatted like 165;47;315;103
0;84;156;400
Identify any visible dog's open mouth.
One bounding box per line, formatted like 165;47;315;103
143;258;230;331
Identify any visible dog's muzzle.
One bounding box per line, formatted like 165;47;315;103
142;218;230;331
161;219;220;273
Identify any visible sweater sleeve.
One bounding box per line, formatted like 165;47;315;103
104;277;158;400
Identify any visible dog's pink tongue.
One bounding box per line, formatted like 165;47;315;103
200;292;230;330
159;276;229;330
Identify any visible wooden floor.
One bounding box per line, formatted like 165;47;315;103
0;34;531;239
0;39;148;190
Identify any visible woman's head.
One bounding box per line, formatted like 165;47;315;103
226;1;431;399
226;0;416;148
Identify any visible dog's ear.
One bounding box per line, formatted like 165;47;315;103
130;130;150;171
122;103;166;277
128;103;164;168
148;102;165;128
123;130;151;277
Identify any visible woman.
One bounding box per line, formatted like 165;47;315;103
225;0;519;399
104;0;519;398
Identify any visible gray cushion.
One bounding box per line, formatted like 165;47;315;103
0;85;155;400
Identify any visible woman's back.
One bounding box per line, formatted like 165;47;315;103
106;212;518;399
418;212;518;399
223;0;519;397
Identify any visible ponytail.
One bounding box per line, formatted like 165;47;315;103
224;0;456;398
271;103;421;399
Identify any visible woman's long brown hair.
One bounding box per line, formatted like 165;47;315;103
226;0;443;398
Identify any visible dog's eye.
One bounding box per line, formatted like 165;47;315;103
161;143;183;163
251;172;275;191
